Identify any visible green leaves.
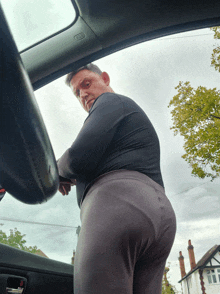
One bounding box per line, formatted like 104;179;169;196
162;280;176;294
0;228;38;254
211;26;220;72
162;266;177;293
168;81;220;180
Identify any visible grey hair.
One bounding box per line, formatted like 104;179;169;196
65;63;102;87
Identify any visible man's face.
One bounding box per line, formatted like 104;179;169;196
70;69;111;112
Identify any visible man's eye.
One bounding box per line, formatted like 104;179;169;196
83;80;91;88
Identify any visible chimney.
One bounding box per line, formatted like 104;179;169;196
178;251;186;278
71;250;76;265
188;239;196;270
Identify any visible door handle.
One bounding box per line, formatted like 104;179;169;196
0;274;27;294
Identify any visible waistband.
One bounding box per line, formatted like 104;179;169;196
81;169;165;207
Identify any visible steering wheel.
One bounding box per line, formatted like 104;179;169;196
0;4;59;204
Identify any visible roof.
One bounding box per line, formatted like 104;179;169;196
19;0;220;89
35;249;49;258
179;245;220;282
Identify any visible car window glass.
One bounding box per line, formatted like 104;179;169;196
0;28;220;293
1;0;76;51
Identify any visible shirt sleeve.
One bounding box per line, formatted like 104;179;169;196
57;93;124;179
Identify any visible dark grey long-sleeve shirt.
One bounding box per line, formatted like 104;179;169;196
57;92;164;206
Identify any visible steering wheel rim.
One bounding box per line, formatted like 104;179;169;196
0;4;59;204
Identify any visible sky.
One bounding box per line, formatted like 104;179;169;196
1;1;220;292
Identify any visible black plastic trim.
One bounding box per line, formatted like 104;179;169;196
0;262;73;278
33;16;220;91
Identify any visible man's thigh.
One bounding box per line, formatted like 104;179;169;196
74;180;145;293
133;217;176;294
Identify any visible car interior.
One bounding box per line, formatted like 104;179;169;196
1;0;220;293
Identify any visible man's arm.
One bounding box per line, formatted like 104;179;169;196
57;93;124;180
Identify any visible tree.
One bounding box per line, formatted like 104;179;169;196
0;227;38;254
162;279;175;294
211;26;220;72
162;266;177;294
168;81;220;180
169;27;220;180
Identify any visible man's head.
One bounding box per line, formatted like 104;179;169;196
65;63;114;112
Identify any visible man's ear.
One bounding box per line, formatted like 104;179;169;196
101;72;110;86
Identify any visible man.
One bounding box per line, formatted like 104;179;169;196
57;63;176;294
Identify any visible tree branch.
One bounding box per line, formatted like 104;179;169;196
211;114;220;119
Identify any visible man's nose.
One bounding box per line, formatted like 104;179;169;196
80;89;88;99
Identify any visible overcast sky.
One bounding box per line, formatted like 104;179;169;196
1;1;220;292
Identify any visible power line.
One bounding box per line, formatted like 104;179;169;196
157;33;213;41
0;217;78;229
169;180;211;197
0;180;217;226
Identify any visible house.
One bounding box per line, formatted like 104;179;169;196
35;249;49;258
178;240;220;294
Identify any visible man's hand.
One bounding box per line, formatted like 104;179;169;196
0;188;6;201
59;176;76;196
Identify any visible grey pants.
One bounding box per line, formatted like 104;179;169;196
74;170;176;293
